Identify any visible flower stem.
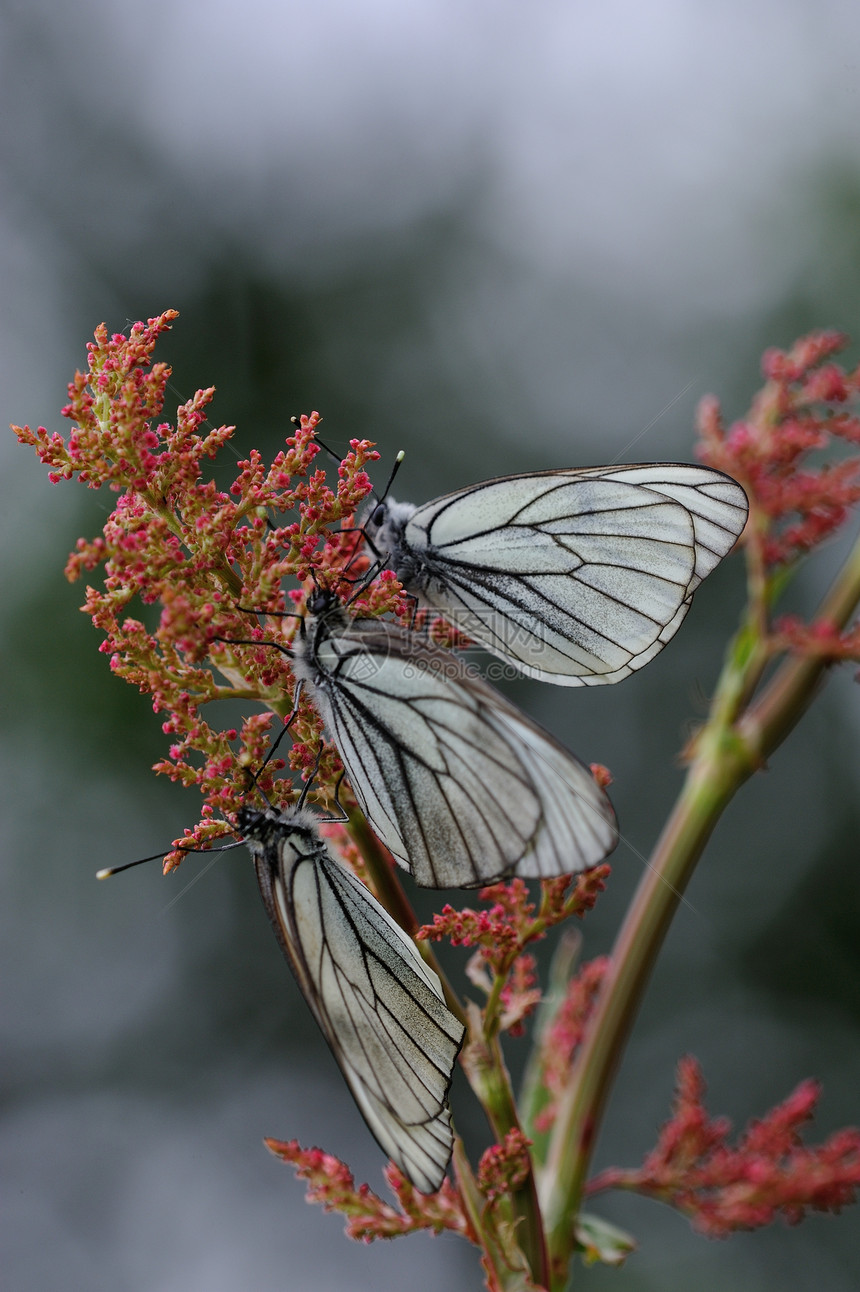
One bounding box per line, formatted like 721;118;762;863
540;528;860;1284
461;1020;550;1288
742;531;860;755
453;1140;536;1292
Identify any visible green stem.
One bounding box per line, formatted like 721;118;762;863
461;1024;550;1288
482;970;509;1041
540;528;860;1284
742;532;860;755
520;931;583;1153
541;737;745;1280
452;1141;536;1292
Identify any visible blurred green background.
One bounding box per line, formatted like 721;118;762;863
2;4;859;1289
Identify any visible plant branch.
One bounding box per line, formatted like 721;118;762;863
540;527;860;1283
453;1140;538;1292
461;1014;550;1288
742;530;860;755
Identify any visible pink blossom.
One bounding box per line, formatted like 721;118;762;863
264;1138;473;1243
696;329;860;571
533;957;609;1133
586;1057;860;1238
477;1129;534;1204
14;314;381;859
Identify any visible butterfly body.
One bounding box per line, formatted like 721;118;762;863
238;803;463;1194
365;464;748;687
290;592;618;889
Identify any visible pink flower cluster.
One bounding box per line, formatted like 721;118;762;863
477;1129;534;1204
14;313;391;861
586;1056;860;1237
418;871;610;973
264;1138;473;1243
773;615;860;672
696;330;860;571
417;870;609;1037
532;957;609;1132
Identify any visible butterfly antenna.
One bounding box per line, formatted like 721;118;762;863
209;635;293;658
375;449;405;505
343;560;387;607
289;416;343;468
311;434;345;467
233;761;274;812
248;682;305;792
234;603;302;621
330;449;406;582
96;835;242;880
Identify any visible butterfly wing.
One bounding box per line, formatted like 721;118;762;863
251;815;464;1193
399;464;748;685
298;620;618;888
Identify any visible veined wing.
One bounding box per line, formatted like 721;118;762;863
401;464;748;686
297;619;618;888
248;809;464;1194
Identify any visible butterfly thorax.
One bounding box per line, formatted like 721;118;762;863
292;593;357;689
391;543;433;593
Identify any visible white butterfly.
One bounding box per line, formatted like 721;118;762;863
364;463;748;687
238;802;464;1193
289;592;618;889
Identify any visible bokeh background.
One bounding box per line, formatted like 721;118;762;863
3;3;860;1289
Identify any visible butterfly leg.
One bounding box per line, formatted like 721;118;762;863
249;680;306;793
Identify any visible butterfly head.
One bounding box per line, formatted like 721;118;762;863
235;803;269;843
236;802;320;850
305;585;347;621
363;496;416;562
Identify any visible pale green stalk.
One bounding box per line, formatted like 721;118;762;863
540;530;860;1285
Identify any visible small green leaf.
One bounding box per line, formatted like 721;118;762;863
575;1212;636;1267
